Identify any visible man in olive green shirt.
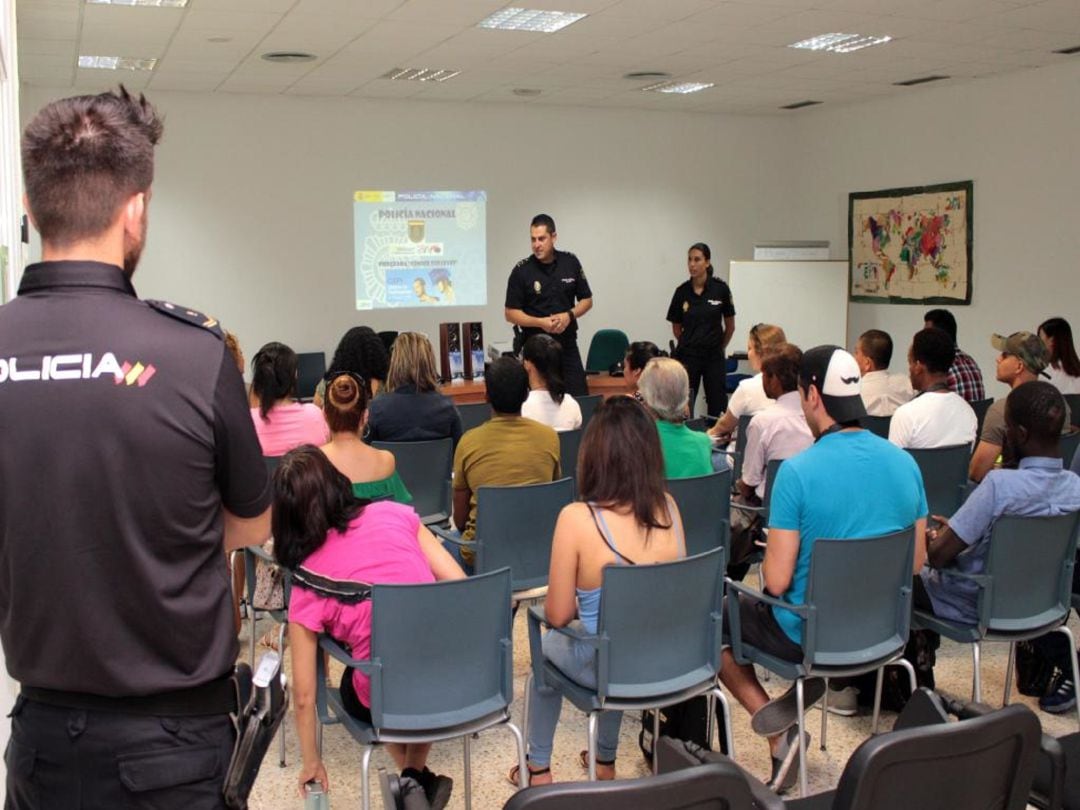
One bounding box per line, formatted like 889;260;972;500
450;357;561;570
639;357;712;479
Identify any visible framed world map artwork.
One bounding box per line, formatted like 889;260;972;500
848;180;973;304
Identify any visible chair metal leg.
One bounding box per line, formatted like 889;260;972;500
505;720;528;789
706;692;715;752
463;733;473;810
361;745;374;810
1055;625;1080;731
316;720;323;757
249;610;257;668
796;679;808;797
278;623;287;767
714;688;734;758
897;657;917;698
587;712;599;781
971;642;982;703
652;706;661;775
871;667;884;734
1003;641;1016;707
521;673;532;759
820;678;828;751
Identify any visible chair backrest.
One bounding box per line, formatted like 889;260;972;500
731;413;753;483
501;762;755;810
585;329;630;373
371;438;453;522
684;417;707;433
859;414;891;440
1063;394;1080;428
803;529;915;668
557;429;582;484
760;458;784;521
1061;429;1080;468
971;397;994;437
981;512;1080;633
666;469;733;557
832;703;1041;810
474;478;575;590
368;568;513;730
295;351;326;400
457;402;490;433
575;394;603;429
597;547;726;700
905;444;971;518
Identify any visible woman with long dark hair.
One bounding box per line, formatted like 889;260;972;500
249;341;329;456
512;396;686;785
1039;317;1080;395
666;242;736;417
313;326;390;407
521;334;583;431
276;445;464;804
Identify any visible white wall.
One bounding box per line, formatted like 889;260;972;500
786;59;1080;397
19;87;796;367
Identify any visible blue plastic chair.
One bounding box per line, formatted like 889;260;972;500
457;402;490;433
905;444;971;519
315;568;526;810
558;429;582;486
912;512;1080;730
859;415;891;440
971;397;994;439
1065;394;1080;429
575;394;603;430
1062;430;1080;468
434;478;575;600
666;469;733;557
371;438;453;525
526;547;733;780
717;413;754;486
728;528;918;796
585;330;630;373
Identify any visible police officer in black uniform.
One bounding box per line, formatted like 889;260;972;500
504;214;593;397
666;242;736;416
0;88;271;808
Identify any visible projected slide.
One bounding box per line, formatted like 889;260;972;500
353;190;487;310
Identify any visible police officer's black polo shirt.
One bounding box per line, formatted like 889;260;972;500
666;277;736;356
505;250;592;347
0;261;270;697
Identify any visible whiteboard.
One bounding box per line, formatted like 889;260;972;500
728;261;849;353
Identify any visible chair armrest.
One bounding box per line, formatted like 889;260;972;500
526;606;599;686
726;579;805;666
429;524;473;548
726;580;809;616
318;634;378;676
246;545;274;564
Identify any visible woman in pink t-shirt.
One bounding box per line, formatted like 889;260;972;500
273;445;464;803
249;342;329;457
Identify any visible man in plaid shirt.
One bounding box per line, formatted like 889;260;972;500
925;309;985;402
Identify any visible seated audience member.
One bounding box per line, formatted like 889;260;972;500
925;308;985;403
623;341;663;401
314;326;390;407
889;328;977;449
970;332;1071;482
321;372;412;503
919;381;1080;713
719;346;926;792
450;357;561;572
853;329;912;416
1039;317;1080;396
366;332;462;446
521;334;583;431
730;344;813;575
274;445;465;806
250;341;329;457
708;323;788;453
516;396;686;785
639;357;712;479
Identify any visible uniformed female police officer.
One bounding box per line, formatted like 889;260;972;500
666;243;736;416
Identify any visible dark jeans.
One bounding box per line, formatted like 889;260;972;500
5;695;234;810
722;591;803;664
679;351;728;417
561;343;588;398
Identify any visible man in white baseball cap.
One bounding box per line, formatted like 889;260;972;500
718;346;928;792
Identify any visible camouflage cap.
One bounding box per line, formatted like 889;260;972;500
990;331;1049;376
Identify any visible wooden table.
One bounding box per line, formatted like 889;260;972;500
438;373;630;405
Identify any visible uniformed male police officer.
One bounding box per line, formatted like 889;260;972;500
504;214;593;396
0;88;271;807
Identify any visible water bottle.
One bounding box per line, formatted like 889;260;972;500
304;780;329;810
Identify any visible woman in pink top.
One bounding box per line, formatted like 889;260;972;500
274;445;465;804
249;342;329;456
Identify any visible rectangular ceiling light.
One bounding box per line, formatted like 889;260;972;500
380;67;460;82
78;55;158;71
86;0;189;6
789;32;892;53
478;8;586;33
642;81;714;94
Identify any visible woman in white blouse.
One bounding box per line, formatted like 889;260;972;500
707;323;788;445
521;334;583;431
1039;317;1080;395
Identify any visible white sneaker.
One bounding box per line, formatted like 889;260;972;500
825;686;858;716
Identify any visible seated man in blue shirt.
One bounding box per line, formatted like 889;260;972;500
919;380;1080;713
719;346;927;792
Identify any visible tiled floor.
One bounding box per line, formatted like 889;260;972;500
244;605;1080;809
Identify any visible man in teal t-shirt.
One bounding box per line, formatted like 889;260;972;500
638;357;712;478
718;346;927;791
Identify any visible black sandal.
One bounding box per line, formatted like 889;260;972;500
507;763;550;788
578;750;616;773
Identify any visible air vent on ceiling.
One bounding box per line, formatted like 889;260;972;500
780;100;822;110
380;67;461;82
1053;44;1080;54
261;52;316;63
894;74;950;86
